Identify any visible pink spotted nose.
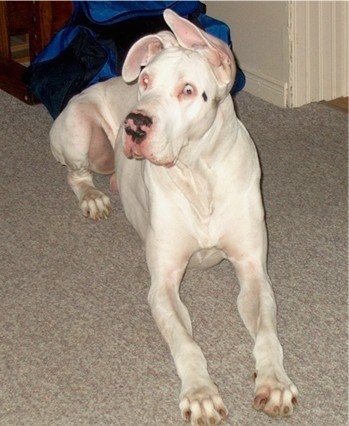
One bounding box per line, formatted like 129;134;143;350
124;112;152;144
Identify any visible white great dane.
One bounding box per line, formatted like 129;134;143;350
50;9;298;425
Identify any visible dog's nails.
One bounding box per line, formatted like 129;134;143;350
283;406;290;415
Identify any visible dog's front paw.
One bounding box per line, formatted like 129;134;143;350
179;383;228;425
253;371;298;417
80;188;111;220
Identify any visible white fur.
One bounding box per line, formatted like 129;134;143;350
50;10;298;425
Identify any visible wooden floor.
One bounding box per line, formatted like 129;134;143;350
10;34;30;66
327;97;348;113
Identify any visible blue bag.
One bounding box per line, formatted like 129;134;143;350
25;1;245;119
75;1;201;23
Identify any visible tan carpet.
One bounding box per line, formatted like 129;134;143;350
0;88;347;425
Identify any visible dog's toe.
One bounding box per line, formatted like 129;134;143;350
253;375;298;418
80;189;112;220
180;383;228;425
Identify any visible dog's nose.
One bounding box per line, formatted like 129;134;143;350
124;112;152;144
126;112;153;127
125;126;147;144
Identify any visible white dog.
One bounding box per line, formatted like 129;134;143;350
50;9;298;425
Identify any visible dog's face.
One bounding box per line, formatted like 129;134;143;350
121;10;236;167
122;47;223;166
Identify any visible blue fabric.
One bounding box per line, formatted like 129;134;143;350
74;1;201;23
26;1;245;118
31;25;116;82
27;25;116;118
197;14;230;44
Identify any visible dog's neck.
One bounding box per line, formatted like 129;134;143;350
177;95;238;169
163;97;238;221
166;158;214;221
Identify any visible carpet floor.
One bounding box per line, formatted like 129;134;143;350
0;88;347;425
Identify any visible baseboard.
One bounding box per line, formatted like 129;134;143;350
242;68;288;108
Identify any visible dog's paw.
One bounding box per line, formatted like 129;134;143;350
253;372;298;417
80;189;112;220
179;384;228;425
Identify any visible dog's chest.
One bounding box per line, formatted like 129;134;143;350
166;161;225;247
169;161;214;219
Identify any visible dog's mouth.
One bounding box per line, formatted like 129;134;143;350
125;147;176;168
153;159;176;168
131;152;144;160
123;130;177;168
124;143;144;160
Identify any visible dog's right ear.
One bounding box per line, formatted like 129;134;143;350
122;31;177;82
163;9;236;95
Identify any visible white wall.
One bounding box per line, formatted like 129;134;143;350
206;1;349;107
206;1;289;106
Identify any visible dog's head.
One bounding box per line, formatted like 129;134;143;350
121;9;236;167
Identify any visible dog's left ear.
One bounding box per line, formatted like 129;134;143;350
163;9;236;93
122;31;177;82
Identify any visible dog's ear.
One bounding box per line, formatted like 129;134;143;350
122;31;177;82
163;9;236;93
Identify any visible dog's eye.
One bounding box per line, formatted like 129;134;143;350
183;84;194;96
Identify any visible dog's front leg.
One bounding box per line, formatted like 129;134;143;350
147;242;228;425
50;101;113;220
232;255;299;417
